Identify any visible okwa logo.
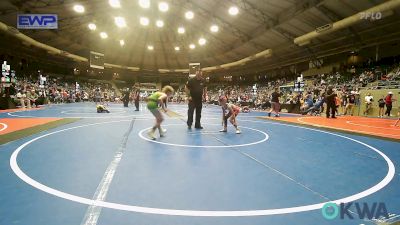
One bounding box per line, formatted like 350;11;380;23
322;202;389;220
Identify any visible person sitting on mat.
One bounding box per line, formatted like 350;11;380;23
302;95;325;115
146;85;175;140
96;104;110;113
219;96;241;134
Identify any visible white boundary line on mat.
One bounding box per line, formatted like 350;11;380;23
9;119;395;217
0;122;8;132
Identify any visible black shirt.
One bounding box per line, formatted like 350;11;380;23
122;91;130;101
134;90;140;101
348;94;355;104
187;78;205;101
325;89;336;102
271;92;280;103
378;98;385;107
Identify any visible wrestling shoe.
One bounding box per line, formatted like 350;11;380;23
235;129;241;134
159;128;167;137
147;130;156;140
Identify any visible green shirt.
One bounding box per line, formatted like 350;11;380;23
148;92;162;102
147;92;163;110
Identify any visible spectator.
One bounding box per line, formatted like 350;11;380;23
15;90;27;108
378;96;385;118
363;93;374;116
26;89;39;108
385;92;395;117
344;91;356;116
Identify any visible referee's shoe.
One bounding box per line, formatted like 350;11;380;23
187;124;204;129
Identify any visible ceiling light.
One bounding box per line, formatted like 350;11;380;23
138;0;150;8
210;25;219;32
114;17;126;28
189;44;195;49
198;38;206;46
185;11;194;20
73;5;85;13
120;40;125;46
109;0;121;8
158;2;169;12
156;20;164;28
100;32;108;39
228;6;239;15
88;23;96;30
174;46;180;51
140;17;149;26
178;27;185;34
147;45;154;50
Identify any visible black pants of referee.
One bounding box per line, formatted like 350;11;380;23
187;100;202;128
326;101;336;118
134;100;139;111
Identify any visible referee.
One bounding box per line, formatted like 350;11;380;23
133;87;140;111
186;70;206;129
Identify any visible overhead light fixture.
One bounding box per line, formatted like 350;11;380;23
185;11;194;20
210;25;219;32
120;40;125;46
156;20;164;28
100;32;108;39
228;6;239;15
88;23;96;30
189;44;195;49
198;38;206;46
140;17;149;26
73;5;85;13
178;27;185;34
109;0;121;8
114;17;126;28
147;45;154;50
174;46;180;51
158;2;169;12
138;0;150;8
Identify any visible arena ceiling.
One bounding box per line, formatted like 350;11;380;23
1;0;400;74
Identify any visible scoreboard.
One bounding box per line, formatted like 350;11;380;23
90;51;105;69
294;81;305;92
188;63;200;78
1;61;16;83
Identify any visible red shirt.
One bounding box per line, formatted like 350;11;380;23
385;95;392;105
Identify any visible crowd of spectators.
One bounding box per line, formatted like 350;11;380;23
202;63;400;116
0;75;119;109
2;62;399;115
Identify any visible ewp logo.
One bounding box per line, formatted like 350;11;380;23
17;14;58;29
322;202;389;220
